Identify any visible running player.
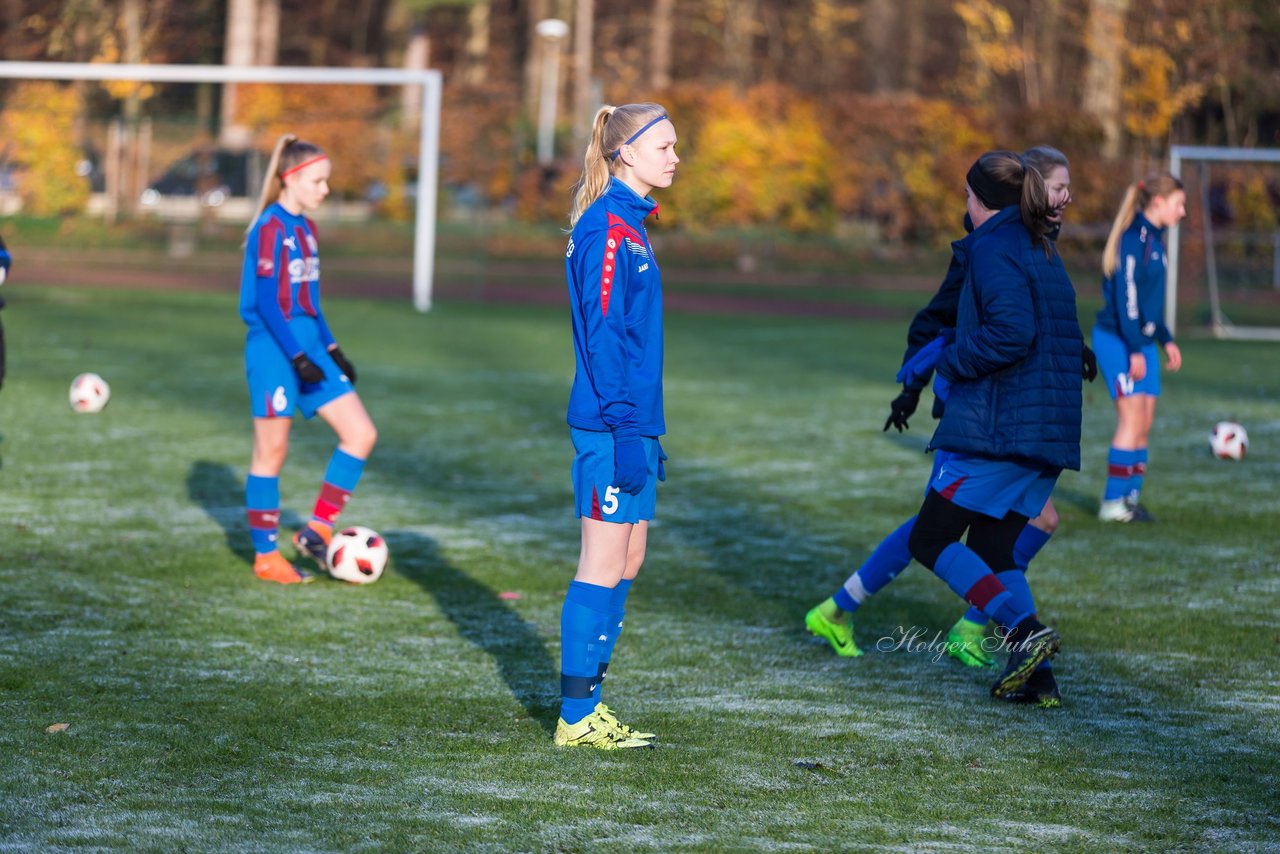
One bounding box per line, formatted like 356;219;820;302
1092;174;1186;523
240;135;377;584
554;103;677;750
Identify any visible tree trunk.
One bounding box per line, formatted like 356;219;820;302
723;0;757;93
256;0;279;66
650;0;674;91
571;0;593;155
461;0;490;84
863;0;896;93
221;0;258;148
524;0;551;123
1082;0;1130;159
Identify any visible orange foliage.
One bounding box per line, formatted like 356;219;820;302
0;82;90;215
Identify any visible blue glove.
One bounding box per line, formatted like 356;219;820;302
613;433;648;495
933;371;951;403
895;329;955;386
657;440;667;482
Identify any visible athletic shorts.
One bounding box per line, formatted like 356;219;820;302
245;331;353;419
1092;327;1161;400
570;427;659;524
929;453;1060;520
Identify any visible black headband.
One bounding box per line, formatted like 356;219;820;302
967;158;1022;211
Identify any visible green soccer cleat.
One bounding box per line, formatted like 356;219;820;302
946;617;996;668
804;600;863;657
991;625;1061;699
554;710;653;750
595;703;656;741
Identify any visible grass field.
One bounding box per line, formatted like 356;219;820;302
2;283;1278;851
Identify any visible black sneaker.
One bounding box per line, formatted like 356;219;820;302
1001;666;1062;708
1126;500;1157;523
991;624;1061;699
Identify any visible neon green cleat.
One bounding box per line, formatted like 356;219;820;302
946;618;996;668
595;703;655;741
554;710;653;750
805;600;863;657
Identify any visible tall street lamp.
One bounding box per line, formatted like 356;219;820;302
535;18;569;165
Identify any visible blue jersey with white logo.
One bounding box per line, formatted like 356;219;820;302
564;178;665;437
239;202;336;358
1094;212;1172;354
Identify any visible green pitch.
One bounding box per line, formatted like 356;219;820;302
1;286;1277;850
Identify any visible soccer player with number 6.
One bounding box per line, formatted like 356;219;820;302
555;103;678;750
239;135;377;584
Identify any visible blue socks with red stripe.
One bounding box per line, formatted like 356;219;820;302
1105;447;1140;501
312;449;365;528
1130;448;1148;503
833;515;916;613
593;578;633;704
956;523;1054;624
560;580;612;725
245;474;281;555
932;542;1029;629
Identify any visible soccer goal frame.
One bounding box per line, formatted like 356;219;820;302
1169;144;1280;340
0;60;443;312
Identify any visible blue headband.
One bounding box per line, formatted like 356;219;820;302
610;114;669;161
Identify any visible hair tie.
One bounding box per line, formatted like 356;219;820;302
610;114;669;161
1138;180;1146;191
280;154;329;179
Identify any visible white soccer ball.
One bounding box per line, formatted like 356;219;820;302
326;525;389;584
1210;421;1248;461
69;373;111;413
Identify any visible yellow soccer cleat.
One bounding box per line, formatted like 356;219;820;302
595;703;656;741
554;710;653;750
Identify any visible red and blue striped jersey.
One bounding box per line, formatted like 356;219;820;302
239;202;335;357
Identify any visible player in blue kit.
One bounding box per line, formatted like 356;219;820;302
554;103;678;750
902;150;1080;699
1092;174;1185;523
806;147;1091;705
240;135;377;584
0;233;11;392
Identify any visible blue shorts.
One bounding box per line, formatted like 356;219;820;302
245;331;353;419
570;427;659;524
1092;327;1160;400
929;453;1059;520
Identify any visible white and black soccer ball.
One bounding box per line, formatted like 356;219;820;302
69;372;110;413
326;526;389;584
1209;421;1248;461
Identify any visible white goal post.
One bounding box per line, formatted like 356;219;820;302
1169;144;1280;340
0;60;443;312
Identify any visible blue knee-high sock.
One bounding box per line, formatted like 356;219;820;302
560;580;613;725
245;475;280;555
1013;524;1053;571
1104;447;1139;502
1129;448;1148;503
995;569;1050;671
594;578;633;704
932;542;1028;629
312;448;366;528
834;516;915;612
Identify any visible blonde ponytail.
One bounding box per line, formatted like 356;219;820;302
1101;172;1183;277
567;102;668;227
244;134;327;240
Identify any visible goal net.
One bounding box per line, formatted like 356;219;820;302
0;61;441;311
1169;145;1280;340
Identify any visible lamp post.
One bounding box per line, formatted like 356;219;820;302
535;18;569;165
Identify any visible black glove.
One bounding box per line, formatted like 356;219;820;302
1082;344;1098;383
291;353;325;384
883;389;920;432
328;345;357;384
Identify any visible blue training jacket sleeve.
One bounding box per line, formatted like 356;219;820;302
936;248;1036;381
1110;229;1148;354
253;224;306;359
900;250;964;393
573;228;638;437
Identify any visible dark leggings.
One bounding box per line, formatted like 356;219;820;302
908;487;1029;573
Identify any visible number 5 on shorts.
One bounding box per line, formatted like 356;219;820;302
601;486;620;516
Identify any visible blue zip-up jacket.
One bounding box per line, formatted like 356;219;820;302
930;206;1083;471
239;202;336;358
565;178;665;437
1093;212;1173;353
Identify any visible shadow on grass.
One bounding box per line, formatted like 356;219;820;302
185;460;304;567
385;529;559;735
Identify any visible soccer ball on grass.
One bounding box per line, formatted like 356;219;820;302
326;526;389;584
69;373;111;413
1209;421;1248;461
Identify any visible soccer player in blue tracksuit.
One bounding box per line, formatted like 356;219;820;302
1092;174;1186;523
0;233;10;392
806;147;1091;704
240;135;376;584
900;151;1080;700
554;103;677;750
